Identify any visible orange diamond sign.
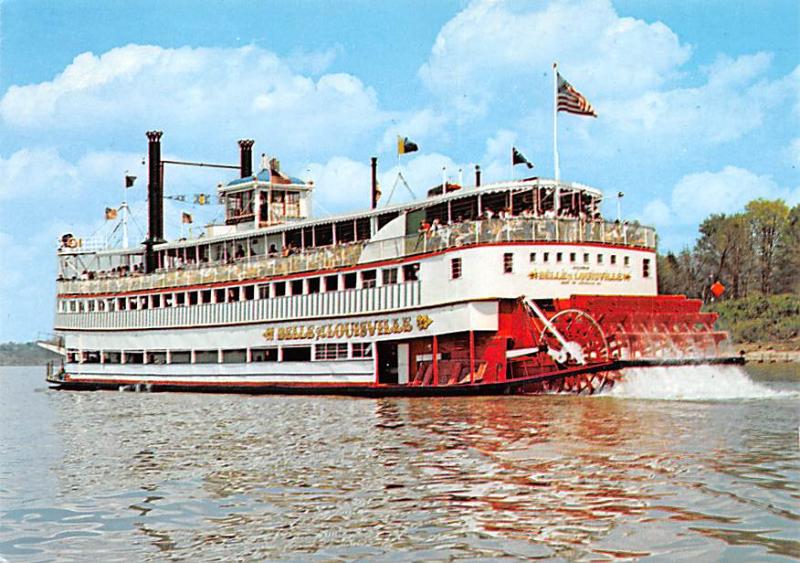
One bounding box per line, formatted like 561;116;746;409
710;281;725;298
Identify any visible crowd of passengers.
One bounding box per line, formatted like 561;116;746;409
59;203;635;282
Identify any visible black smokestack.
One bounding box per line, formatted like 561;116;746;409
370;156;378;209
238;139;254;178
475;164;481;187
145;130;164;273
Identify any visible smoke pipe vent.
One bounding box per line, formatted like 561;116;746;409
475;164;481;187
144;130;164;273
238;139;254;178
370;157;378;209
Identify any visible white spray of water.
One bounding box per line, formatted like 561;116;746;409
603;365;797;401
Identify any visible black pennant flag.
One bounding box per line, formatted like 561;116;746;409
397;136;419;155
512;147;534;169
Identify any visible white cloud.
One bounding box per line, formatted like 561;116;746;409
0;147;148;202
640;199;671;227
604;53;788;144
0;45;387;157
632;166;800;251
671;166;799;225
419;0;690;114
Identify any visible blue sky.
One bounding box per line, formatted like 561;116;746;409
1;0;798;342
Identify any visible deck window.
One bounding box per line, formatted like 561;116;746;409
529;252;536;263
503;253;514;273
151;294;161;308
102;351;121;364
325;275;339;291
273;281;286;297
344;272;357;289
382;268;398;285
361;270;377;288
222;349;247;363
624;256;630;267
201;289;212;304
643;258;651;278
556;252;563;263
82;351;101;363
125;351;144;364
597;254;604;264
170;351;191;364
543;252;550;263
243;285;255;301
351;343;374;359
252;347;278;362
611;254;617;266
307;277;321;294
291;279;304;295
583;253;590;264
403;263;419;282
194;350;218;364
146;351;167;365
570;252;576;263
283;346;311;362
214;288;226;303
188;292;198;306
315;343;349;360
451;257;462;279
258;283;271;299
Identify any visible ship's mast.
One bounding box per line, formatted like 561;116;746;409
122;173;130;249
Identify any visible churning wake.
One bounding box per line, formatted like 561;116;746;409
602;365;797;401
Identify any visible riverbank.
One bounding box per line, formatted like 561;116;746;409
737;340;800;364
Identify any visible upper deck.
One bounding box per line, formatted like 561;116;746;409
57;177;655;297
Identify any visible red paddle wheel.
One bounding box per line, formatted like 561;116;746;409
507;294;735;395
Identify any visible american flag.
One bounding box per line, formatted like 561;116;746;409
557;72;597;117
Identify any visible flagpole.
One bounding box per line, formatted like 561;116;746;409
122;172;129;249
553;62;560;215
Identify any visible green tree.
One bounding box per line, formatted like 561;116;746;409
694;213;752;298
657;249;701;297
745;199;790;295
775;203;800;294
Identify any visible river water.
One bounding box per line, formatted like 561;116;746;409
1;364;798;561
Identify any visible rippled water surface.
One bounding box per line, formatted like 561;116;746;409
1;365;799;561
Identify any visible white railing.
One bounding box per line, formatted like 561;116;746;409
55;281;422;330
57;218;655;295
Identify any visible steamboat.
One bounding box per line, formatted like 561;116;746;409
45;132;741;395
